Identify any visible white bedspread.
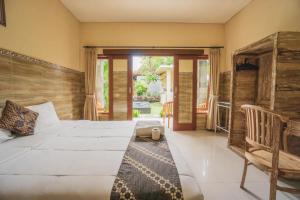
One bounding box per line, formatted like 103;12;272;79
0;120;203;200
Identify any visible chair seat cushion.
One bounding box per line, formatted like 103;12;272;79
245;150;300;180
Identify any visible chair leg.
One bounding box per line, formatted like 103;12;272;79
269;169;278;200
240;158;248;188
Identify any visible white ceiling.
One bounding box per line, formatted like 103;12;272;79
60;0;252;23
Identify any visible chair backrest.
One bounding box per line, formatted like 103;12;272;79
163;101;173;116
241;105;287;152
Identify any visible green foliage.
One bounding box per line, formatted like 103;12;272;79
138;56;160;75
165;56;174;65
160;109;164;118
135;80;147;96
138;56;173;77
133;109;141;118
150;102;163;116
146;74;159;83
133;56;173;99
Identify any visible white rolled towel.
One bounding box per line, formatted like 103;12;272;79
152;128;161;140
135;121;164;138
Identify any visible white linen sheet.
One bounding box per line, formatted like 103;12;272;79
0;120;203;200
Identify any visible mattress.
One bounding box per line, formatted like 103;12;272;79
0;120;203;200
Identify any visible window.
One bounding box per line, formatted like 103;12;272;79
197;58;210;113
96;57;109;113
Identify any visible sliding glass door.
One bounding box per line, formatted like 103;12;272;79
111;56;132;120
173;56;197;130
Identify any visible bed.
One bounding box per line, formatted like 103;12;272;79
0;119;203;200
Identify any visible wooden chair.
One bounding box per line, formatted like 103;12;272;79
197;102;208;113
240;105;300;200
96;101;109;121
162;101;173;128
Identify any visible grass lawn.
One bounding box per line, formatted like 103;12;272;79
150;102;162;116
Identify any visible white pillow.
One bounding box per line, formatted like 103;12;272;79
27;102;60;133
0;128;14;143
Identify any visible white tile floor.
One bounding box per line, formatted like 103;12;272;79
168;129;300;200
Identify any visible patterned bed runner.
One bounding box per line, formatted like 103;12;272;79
110;136;183;200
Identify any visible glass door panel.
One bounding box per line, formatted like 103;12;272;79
173;56;196;130
112;57;132;120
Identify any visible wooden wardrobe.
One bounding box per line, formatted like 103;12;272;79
229;31;300;153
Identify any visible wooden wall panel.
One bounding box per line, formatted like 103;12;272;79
219;71;231;102
230;70;257;146
98;113;110;121
275;32;300;119
113;71;128;120
0;48;85;120
256;52;272;108
229;32;300;153
196;113;207;130
178;72;193;123
218;71;231;133
277;32;300;51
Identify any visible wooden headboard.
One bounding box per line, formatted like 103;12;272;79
0;48;85;120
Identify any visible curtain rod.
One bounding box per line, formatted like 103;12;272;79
83;45;224;49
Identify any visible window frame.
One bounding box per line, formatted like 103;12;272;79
196;55;210;114
0;0;6;27
96;55;110;115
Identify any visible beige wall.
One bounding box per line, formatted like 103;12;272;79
0;0;81;71
80;22;225;71
2;0;299;73
81;22;224;46
224;0;300;72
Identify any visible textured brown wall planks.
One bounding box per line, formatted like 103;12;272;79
275;32;300;119
178;72;193;123
217;71;231;133
219;71;231;102
230;70;258;147
0;48;85;120
256;52;272;108
113;71;128;120
196;114;207;130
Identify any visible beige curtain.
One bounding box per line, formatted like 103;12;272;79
83;48;97;120
206;48;220;130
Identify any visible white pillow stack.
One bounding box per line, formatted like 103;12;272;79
27;102;60;133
